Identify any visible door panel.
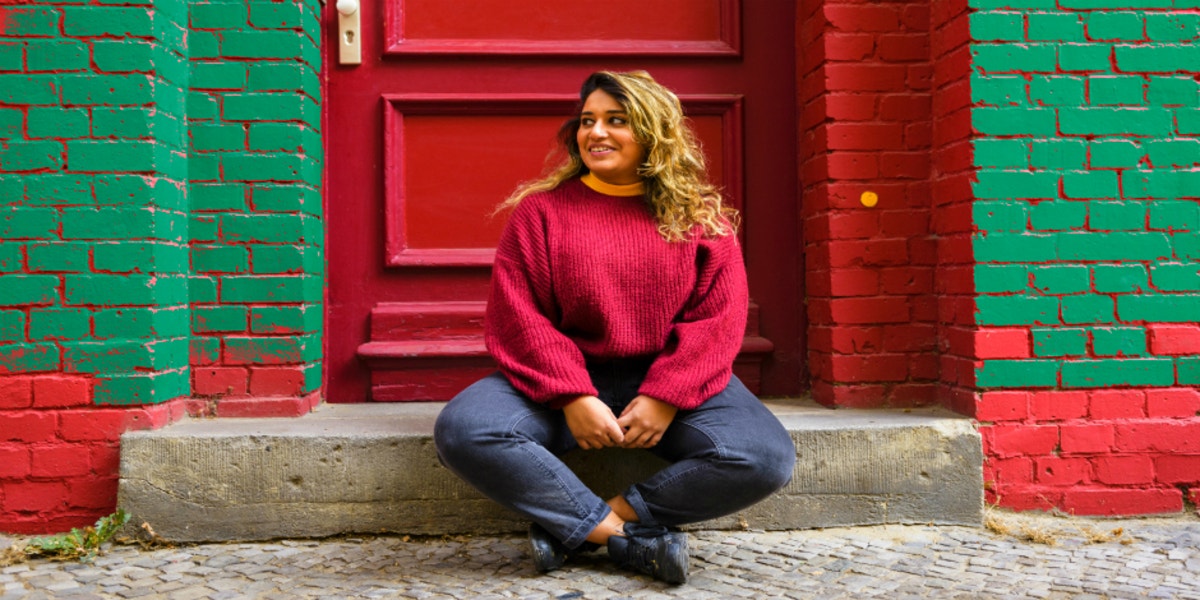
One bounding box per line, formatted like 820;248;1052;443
327;0;801;402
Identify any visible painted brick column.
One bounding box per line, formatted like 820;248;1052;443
0;0;192;532
186;0;323;417
799;0;939;407
970;2;1200;515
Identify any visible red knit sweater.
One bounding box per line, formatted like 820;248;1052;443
485;177;748;410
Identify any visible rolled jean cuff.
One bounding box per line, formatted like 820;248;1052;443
562;498;613;550
621;485;658;527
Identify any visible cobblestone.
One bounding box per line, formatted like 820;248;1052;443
1;513;1198;598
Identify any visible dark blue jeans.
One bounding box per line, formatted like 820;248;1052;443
434;361;796;550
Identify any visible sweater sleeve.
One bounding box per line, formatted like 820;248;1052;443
638;233;749;410
485;199;598;406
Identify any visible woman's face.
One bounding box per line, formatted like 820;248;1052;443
577;89;645;186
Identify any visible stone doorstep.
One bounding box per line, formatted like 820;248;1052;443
117;400;985;543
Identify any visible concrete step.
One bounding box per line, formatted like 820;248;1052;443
118;400;984;543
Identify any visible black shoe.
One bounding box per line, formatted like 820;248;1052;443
529;522;601;573
606;523;689;584
528;522;569;572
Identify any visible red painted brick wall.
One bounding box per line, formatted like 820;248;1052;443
799;0;940;408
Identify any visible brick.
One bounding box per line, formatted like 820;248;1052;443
1146;388;1200;418
973;201;1026;232
1088;201;1145;230
0;108;22;138
249;366;305;396
1148;201;1198;233
222;153;304;182
28;308;91;341
1059;232;1171;261
92;40;153;73
1;481;68;513
976;359;1060;388
223;336;306;365
975;265;1028;293
62;6;151;37
221;275;308;303
1092;326;1147;357
971;75;1027;106
222;31;303;59
1089;140;1143;168
1116;420;1200;453
0;7;61;37
1120;294;1200;323
1029;201;1087;231
1028;12;1085;42
252;184;318;213
192;245;248;273
250;1;301;29
1062;358;1175;388
0;445;30;478
1145;13;1200;42
1032;328;1087;357
1030;390;1088;421
973;43;1057;73
1061;107;1174;136
0;75;59;105
0;275;59;307
32;375;91;408
1093;456;1154;485
191;123;245;152
1030;75;1085;106
1086;12;1145;42
93;370;189;405
31;443;92;477
974;139;1028;168
25;40;88;72
190;183;247;212
984;423;1060;458
248;63;310;92
1031;265;1089;294
1089;389;1145;419
972;107;1057;135
1156;455;1200;484
190;2;248;29
27;241;92;274
1031;139;1087;170
251;245;304;274
0;243;21;273
0;411;57;443
190;336;220;366
0;376;33;409
974;233;1057;262
1060;423;1114;454
93;307;188;340
974;171;1059;200
1058;43;1113;72
0;343;60;373
1146;141;1200;170
1062;294;1116;324
1151;262;1200;292
0;310;25;343
976;390;1030;421
1147;76;1199;106
60;74;154;106
64;275;157;306
223;214;303;243
25;174;93;206
66;141;156;173
66;475;119;510
1115;43;1200;73
0;140;63;171
975;295;1059;326
1035;457;1090;485
193;367;249;396
192;305;247;333
1065;487;1176;516
1087;75;1145;106
1124;170;1200;200
1148;324;1200;355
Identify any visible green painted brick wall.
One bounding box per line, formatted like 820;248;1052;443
0;0;191;404
187;0;324;397
970;4;1200;390
0;0;324;404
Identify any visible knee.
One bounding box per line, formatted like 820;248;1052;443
731;432;796;496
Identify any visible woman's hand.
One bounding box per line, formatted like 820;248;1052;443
617;395;678;449
563;395;624;450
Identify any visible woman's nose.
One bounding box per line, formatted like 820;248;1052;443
587;122;607;138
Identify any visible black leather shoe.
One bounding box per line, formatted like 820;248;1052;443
528;522;569;572
606;523;689;584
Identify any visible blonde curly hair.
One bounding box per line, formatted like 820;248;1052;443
498;70;738;241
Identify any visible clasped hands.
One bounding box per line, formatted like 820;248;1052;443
563;394;677;450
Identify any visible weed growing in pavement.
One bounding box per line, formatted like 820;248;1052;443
984;504;1135;547
0;509;129;565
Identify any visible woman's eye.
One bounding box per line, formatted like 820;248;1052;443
581;118;594;126
610;117;626;125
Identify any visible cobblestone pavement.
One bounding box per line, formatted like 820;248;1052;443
2;512;1198;599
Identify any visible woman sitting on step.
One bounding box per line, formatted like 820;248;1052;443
433;70;796;585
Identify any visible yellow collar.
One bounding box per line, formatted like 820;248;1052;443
581;173;644;197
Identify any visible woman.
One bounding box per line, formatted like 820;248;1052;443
434;71;795;585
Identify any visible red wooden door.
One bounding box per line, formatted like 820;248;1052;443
325;0;802;402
